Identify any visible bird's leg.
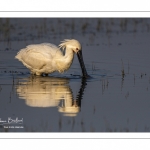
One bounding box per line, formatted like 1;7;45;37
30;71;36;76
41;73;48;76
41;74;44;77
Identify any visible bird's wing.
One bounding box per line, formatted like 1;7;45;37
26;43;63;59
16;43;63;70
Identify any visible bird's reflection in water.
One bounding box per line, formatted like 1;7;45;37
16;76;87;116
58;78;87;116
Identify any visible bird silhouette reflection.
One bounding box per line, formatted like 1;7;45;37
16;76;87;116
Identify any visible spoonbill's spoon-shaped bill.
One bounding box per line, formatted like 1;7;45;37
15;39;90;78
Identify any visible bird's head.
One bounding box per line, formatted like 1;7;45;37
59;39;82;53
59;39;90;79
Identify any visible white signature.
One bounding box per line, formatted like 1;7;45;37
0;117;23;125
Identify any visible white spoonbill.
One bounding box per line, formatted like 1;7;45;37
15;39;90;78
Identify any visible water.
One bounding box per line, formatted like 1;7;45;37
0;18;150;132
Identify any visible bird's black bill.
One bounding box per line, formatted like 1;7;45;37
77;50;90;78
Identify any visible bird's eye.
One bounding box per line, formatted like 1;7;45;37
76;48;79;50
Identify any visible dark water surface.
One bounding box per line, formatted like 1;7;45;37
0;18;150;132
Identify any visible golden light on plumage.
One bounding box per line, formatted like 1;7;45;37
15;39;89;78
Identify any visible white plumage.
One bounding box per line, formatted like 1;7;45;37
16;76;72;108
15;39;84;76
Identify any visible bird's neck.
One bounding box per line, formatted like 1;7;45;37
64;47;74;62
56;47;74;73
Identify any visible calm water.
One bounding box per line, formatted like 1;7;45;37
0;18;150;132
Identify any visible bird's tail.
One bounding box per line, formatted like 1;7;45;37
15;48;26;61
